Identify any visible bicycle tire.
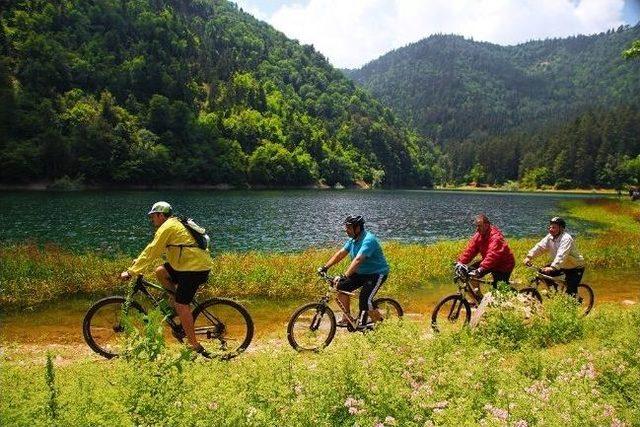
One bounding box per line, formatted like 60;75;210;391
372;297;404;320
192;298;254;360
518;287;543;303
287;303;336;352
431;294;471;333
82;296;146;359
576;284;595;316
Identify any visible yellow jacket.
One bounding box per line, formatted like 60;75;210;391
128;217;213;275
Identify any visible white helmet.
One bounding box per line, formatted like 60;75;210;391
147;201;172;216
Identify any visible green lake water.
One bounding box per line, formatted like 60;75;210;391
0;189;604;254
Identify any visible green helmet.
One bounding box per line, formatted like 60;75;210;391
147;201;172;216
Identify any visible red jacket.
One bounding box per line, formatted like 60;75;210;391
458;225;515;273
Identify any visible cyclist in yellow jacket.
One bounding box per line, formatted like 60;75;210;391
120;201;213;357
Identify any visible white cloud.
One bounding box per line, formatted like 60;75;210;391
260;0;627;68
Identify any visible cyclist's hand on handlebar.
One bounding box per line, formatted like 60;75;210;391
541;266;555;275
469;267;485;278
317;266;328;275
523;257;532;267
120;271;131;281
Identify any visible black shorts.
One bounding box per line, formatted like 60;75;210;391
337;273;388;314
164;262;210;304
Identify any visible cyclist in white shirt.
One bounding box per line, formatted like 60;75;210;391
523;216;585;296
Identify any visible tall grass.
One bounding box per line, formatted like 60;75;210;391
1;300;639;426
1;199;638;309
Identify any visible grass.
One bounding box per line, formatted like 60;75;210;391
1;298;639;426
1;199;639;310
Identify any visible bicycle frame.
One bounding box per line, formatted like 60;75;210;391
527;265;568;288
316;272;368;331
132;276;223;337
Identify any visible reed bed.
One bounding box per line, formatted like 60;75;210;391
1;199;638;310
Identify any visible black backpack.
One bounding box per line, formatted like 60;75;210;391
177;216;210;250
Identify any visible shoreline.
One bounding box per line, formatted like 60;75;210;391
0;182;624;195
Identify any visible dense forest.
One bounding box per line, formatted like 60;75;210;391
348;27;640;188
0;0;439;188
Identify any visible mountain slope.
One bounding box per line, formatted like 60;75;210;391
347;26;640;145
0;0;437;187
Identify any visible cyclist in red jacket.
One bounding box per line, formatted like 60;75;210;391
456;214;515;287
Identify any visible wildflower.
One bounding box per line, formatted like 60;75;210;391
484;404;508;421
603;404;615;417
514;420;528;427
384;416;397;425
578;362;597;380
207;401;218;411
349;407;359;415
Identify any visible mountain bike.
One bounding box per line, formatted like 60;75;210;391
83;275;254;360
431;264;542;332
527;265;594;316
286;271;403;352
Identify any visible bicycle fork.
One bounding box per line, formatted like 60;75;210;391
447;298;463;321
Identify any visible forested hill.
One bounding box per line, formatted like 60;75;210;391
347;26;640;145
0;0;438;188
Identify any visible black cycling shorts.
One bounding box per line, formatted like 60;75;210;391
163;262;210;304
337;273;388;314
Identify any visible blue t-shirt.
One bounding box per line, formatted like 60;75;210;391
342;231;389;275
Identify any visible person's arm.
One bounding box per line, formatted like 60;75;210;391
125;224;172;276
344;254;365;277
478;234;506;272
321;248;348;271
550;234;573;269
458;234;480;265
524;235;549;265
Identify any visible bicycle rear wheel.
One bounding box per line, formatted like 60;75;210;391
372;297;403;321
192;298;254;360
431;294;471;333
82;296;146;359
287;303;336;352
575;284;595;316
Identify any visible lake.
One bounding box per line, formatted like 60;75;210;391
0;190;605;254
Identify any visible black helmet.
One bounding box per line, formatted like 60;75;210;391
344;215;365;227
550;216;566;228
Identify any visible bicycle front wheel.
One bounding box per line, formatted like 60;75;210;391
82;296;147;359
372;297;403;320
287;303;336;352
192;298;254;360
431;294;471;333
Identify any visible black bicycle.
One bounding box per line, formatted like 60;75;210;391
83;275;254;359
431;264;542;332
287;271;403;351
528;265;595;316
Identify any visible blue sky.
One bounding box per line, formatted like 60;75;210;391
233;0;640;69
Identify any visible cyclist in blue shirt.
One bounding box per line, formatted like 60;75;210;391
319;215;390;327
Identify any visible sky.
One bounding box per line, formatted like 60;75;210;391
233;0;640;69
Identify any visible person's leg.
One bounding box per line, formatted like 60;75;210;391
336;293;351;323
491;270;512;289
337;275;362;325
366;274;387;323
563;268;584;296
156;264;177;309
174;271;208;351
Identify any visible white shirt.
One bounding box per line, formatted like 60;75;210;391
527;231;584;269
